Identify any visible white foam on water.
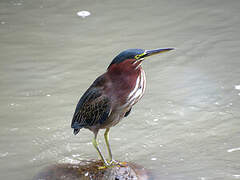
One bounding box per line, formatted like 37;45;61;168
77;11;91;18
235;85;240;90
233;175;240;179
227;147;240;152
0;152;9;157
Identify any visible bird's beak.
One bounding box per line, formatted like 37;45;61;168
144;48;174;58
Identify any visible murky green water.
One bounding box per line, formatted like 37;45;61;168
0;0;240;179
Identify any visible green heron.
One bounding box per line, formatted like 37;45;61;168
71;48;173;167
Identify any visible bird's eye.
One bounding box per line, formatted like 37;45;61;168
135;55;141;59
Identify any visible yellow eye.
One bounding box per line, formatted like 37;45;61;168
134;54;141;59
134;52;145;60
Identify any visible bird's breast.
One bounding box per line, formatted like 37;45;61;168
124;69;146;108
100;69;146;129
109;69;145;111
105;66;146;110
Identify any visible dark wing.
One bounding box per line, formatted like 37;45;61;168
71;86;111;135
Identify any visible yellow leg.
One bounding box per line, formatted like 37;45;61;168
104;128;113;161
104;128;128;167
92;136;108;166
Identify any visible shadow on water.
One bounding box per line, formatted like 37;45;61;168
33;160;153;180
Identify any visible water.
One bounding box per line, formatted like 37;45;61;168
0;0;240;179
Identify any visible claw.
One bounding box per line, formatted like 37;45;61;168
98;160;112;170
97;162;113;170
98;160;128;170
98;160;128;169
118;161;128;167
109;160;128;167
98;165;108;170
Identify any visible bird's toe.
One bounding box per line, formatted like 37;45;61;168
109;160;128;167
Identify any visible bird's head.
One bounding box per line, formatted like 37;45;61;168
107;48;174;71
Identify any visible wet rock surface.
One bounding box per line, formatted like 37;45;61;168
33;160;152;180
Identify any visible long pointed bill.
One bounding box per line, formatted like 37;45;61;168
145;48;174;57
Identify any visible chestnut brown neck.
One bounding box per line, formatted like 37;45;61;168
106;59;143;98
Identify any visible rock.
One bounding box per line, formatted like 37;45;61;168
33;160;152;180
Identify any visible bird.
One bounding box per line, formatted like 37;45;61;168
71;48;173;167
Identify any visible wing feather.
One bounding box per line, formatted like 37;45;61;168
71;86;111;133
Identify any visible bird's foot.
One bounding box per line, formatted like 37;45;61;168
98;161;112;170
98;160;128;169
98;165;108;170
109;159;128;167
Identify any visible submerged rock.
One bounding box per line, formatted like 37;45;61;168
33;160;152;180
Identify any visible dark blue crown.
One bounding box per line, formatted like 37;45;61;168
108;49;144;68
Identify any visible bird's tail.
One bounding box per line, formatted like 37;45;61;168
73;128;80;135
71;121;83;135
